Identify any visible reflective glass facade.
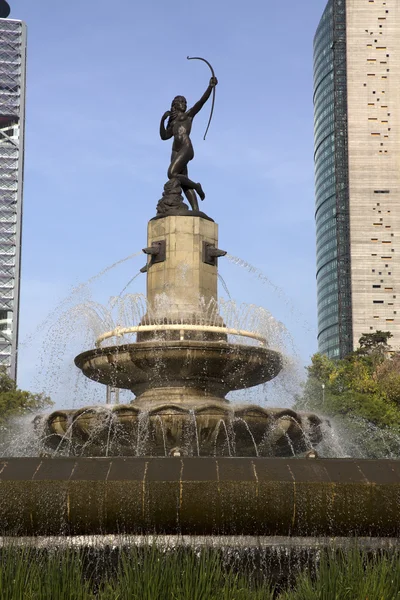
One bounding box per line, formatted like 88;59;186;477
0;20;26;379
313;0;352;358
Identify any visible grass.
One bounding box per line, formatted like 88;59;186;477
0;547;92;600
280;549;400;600
0;544;399;599
100;546;274;600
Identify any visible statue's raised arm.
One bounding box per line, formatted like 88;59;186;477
187;76;218;120
186;56;217;140
157;57;218;216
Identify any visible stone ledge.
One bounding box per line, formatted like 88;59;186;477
0;457;399;538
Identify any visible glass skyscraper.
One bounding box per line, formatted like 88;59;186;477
0;18;26;379
314;0;400;358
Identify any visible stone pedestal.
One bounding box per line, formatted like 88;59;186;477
145;215;219;321
138;215;224;343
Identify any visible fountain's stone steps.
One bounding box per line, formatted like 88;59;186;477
40;405;324;457
0;457;399;537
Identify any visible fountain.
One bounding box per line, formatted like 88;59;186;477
38;211;323;458
0;59;399;544
33;58;323;460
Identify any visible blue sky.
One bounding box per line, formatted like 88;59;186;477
12;0;328;402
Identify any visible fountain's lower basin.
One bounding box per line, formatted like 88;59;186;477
39;404;324;457
1;457;399;538
35;339;325;457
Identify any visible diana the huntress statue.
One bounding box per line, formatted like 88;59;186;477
157;57;217;215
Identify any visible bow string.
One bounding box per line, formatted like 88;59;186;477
187;56;216;140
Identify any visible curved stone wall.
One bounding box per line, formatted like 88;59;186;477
0;457;399;538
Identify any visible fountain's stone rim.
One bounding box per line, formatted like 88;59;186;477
1;457;400;538
74;340;280;361
44;403;321;421
74;340;283;393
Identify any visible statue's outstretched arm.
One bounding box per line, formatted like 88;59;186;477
160;111;173;140
187;77;218;118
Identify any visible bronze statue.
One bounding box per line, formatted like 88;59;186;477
159;58;217;213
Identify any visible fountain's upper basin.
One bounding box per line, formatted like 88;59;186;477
75;340;282;398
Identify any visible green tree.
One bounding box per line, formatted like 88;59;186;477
296;337;400;457
305;352;336;383
0;368;53;424
357;330;393;355
375;353;400;406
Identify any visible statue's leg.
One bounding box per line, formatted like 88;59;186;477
182;186;199;211
168;153;205;201
181;166;198;211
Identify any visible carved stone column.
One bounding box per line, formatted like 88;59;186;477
139;215;224;340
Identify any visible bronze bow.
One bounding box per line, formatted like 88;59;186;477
187;56;216;140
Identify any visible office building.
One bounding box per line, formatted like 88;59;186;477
0;18;26;379
314;0;400;358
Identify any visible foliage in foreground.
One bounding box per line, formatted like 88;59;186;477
0;367;52;425
280;549;400;600
0;546;273;600
295;332;400;457
0;545;400;599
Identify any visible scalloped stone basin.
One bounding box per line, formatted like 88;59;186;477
74;340;283;403
34;339;325;457
39;404;324;457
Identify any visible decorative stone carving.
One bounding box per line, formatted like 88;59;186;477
156;178;188;216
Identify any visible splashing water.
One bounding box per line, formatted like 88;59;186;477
15;251;310;455
214;419;233;457
20;251;143;350
317;415;400;459
118;271;142;297
218;273;231;300
29;290;303;410
233;417;259;456
226;254;313;334
189;410;200;456
8;245;400;461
